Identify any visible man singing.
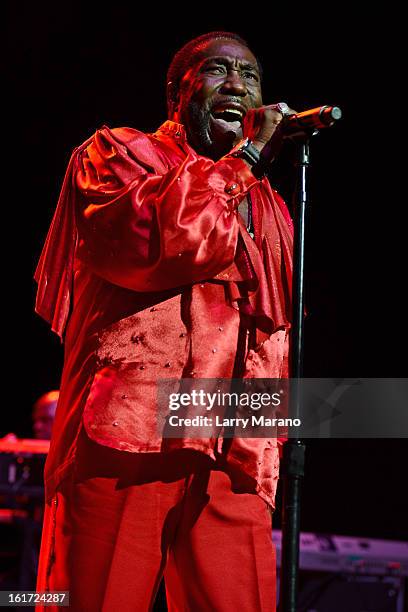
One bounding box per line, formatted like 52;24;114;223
35;31;293;611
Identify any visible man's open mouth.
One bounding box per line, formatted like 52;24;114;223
211;106;246;124
209;105;246;138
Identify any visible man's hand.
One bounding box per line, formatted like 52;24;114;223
243;102;297;165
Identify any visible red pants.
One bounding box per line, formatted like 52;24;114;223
37;429;276;611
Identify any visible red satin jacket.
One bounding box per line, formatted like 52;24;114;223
35;121;293;508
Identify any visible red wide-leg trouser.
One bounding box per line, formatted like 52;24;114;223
36;429;276;611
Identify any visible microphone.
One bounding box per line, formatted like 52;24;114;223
284;105;342;135
250;104;342;175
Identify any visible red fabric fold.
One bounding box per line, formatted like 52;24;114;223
34;138;92;338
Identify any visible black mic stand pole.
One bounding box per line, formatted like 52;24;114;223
278;130;315;612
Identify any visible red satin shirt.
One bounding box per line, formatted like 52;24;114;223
35;121;293;508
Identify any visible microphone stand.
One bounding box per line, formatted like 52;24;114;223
278;130;316;612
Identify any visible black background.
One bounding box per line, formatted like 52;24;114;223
5;3;406;541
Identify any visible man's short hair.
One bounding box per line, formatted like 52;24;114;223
166;31;260;116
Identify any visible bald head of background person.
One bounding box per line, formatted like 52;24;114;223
32;391;59;440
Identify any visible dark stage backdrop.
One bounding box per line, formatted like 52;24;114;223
5;3;406;540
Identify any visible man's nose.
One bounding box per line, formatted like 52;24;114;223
219;70;247;96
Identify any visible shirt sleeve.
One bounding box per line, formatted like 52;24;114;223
75;126;259;292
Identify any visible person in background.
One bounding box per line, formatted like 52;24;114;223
0;391;58;591
32;391;59;440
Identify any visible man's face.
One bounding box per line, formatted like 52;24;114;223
32;400;57;440
174;39;263;160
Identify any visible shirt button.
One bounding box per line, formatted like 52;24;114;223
225;181;241;195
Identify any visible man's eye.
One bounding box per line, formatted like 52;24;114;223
243;71;259;81
204;65;225;74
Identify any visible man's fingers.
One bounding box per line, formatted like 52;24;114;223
269;102;297;117
243;102;297;145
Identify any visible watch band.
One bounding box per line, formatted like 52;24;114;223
228;137;261;166
227;138;267;178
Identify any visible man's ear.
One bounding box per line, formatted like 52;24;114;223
167;81;180;117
